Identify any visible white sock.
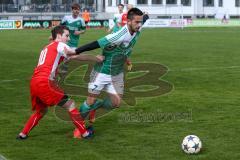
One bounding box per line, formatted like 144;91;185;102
19;132;27;137
82;131;89;137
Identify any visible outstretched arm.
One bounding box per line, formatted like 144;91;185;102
64;41;100;55
74;30;86;35
75;41;100;54
69;54;104;63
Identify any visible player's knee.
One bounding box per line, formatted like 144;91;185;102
60;99;76;111
39;108;48;116
105;97;121;109
112;96;121;108
111;100;121;108
57;95;76;111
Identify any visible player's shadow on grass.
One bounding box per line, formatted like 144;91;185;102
27;127;73;139
54;61;173;122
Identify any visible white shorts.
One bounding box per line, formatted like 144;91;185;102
88;70;124;95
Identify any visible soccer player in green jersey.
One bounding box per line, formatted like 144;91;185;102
59;3;86;78
61;3;86;48
65;8;144;138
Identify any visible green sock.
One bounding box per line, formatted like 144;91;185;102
79;101;90;118
102;98;114;110
91;99;103;110
79;100;103;118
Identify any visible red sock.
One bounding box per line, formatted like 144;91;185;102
68;108;87;134
89;110;96;123
21;112;43;135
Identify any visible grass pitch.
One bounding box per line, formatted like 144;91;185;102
0;27;240;160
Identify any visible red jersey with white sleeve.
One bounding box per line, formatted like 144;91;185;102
32;41;69;81
30;41;70;110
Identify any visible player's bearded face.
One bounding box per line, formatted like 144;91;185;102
129;15;143;33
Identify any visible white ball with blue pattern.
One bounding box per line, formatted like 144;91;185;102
182;135;202;154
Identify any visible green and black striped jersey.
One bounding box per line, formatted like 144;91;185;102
95;25;141;76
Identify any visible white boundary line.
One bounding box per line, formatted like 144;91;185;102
0;154;8;160
0;79;19;83
169;65;240;72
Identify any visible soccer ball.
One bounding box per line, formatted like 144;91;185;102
181;135;202;154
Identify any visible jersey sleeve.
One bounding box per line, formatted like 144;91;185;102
57;42;70;58
61;16;67;25
117;13;122;23
80;18;86;30
97;27;128;49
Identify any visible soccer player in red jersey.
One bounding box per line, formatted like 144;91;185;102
17;25;104;140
